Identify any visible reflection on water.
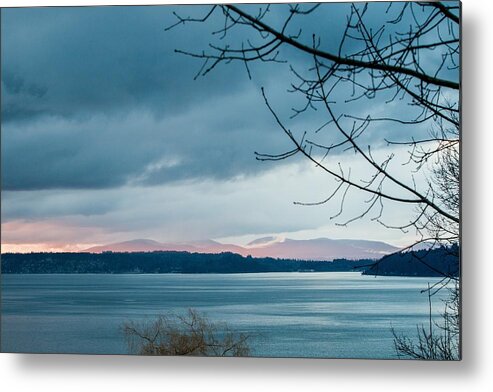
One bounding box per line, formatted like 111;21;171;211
1;272;448;358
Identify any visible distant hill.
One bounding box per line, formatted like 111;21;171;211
246;238;399;260
84;239;248;256
84;239;192;253
362;245;460;278
83;237;399;261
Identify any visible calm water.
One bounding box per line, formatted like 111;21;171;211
0;272;449;358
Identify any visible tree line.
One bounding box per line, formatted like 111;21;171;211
2;247;458;276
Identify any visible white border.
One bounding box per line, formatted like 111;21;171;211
1;0;492;391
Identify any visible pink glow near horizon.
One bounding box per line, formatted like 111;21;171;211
1;243;100;254
1;219;110;253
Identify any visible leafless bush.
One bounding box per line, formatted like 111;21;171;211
122;308;250;356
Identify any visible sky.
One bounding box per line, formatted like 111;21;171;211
0;3;459;253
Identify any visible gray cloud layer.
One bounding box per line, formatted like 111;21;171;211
2;4;438;192
1;5;309;191
1;4;397;188
1;4;454;248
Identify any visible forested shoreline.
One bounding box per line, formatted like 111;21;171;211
1;247;458;277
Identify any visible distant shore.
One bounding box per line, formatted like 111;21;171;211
1;247;458;278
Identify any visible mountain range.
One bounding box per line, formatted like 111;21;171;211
84;237;399;261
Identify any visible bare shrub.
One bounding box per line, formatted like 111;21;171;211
122;308;250;357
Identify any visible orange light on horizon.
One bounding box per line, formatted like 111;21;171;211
1;243;100;254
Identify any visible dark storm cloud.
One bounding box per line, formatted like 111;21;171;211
1;3;443;191
1;5;304;190
1;87;298;190
1;5;253;122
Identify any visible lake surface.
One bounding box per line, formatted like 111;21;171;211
0;272;449;358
